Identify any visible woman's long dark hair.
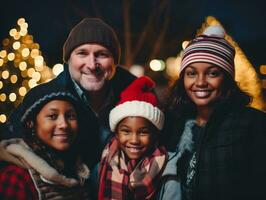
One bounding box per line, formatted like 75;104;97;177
166;69;252;119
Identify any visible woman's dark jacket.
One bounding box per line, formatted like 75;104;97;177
161;102;266;200
2;64;136;169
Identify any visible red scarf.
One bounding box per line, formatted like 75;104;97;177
98;137;167;200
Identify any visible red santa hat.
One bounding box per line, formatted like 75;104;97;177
109;76;165;131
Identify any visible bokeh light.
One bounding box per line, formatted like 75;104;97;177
149;59;165;71
52;64;64;76
0;114;7;123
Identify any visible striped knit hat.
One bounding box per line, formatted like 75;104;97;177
180;25;235;77
109;76;164;131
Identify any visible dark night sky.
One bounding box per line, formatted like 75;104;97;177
1;0;266;72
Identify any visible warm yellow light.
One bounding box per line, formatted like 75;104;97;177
260;65;266;75
10;75;18;83
0;59;3;67
28;79;37;88
2;39;10;47
31;43;39;49
0;114;7;123
0;81;3;89
27;68;35;77
22;80;28;87
52;64;64;76
7;53;15;61
0;93;6;102
13;41;21;50
262;79;266;89
17;18;25;26
19;62;27;71
165;56;181;78
9;28;17;37
34;55;44;67
23;35;33;45
2;70;10;79
0;50;7;58
9;93;17;102
20;22;28;30
32;72;41;81
129;65;144;77
13;33;21;40
30;49;39;58
44;78;52;83
19;29;28;36
19;87;27;96
149;59;165;71
35;65;44;72
21;70;28;78
182;41;190;50
22;48;30;57
14;59;21;67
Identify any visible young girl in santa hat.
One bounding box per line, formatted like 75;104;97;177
98;76;167;200
0;84;90;200
159;25;266;200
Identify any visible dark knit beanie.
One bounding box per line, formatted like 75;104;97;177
21;82;79;124
63;18;121;64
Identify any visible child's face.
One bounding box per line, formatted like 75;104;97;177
116;116;155;160
35;100;78;151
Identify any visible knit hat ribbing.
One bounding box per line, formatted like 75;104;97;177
21;83;79;124
109;76;164;131
180;25;235;77
63;18;121;64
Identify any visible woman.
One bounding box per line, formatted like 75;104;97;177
159;25;266;200
0;85;90;200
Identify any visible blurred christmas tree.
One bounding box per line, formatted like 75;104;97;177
0;18;55;133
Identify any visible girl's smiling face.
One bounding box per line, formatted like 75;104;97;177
35;100;78;151
116;116;155;160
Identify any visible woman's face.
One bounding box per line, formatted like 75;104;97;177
116;117;155;160
35;100;78;151
184;62;224;109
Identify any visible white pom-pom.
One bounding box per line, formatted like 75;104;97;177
203;25;225;37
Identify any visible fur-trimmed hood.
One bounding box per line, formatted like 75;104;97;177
0;138;90;187
162;119;196;176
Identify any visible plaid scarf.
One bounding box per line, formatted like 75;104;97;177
98;137;167;200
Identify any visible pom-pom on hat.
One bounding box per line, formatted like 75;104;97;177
109;76;165;131
21;82;79;124
63;18;121;64
180;25;235;77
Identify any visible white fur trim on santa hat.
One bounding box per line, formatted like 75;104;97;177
109;100;165;131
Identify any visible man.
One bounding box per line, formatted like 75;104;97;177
1;18;136;170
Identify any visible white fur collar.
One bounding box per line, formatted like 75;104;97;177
175;119;196;161
0;138;89;187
